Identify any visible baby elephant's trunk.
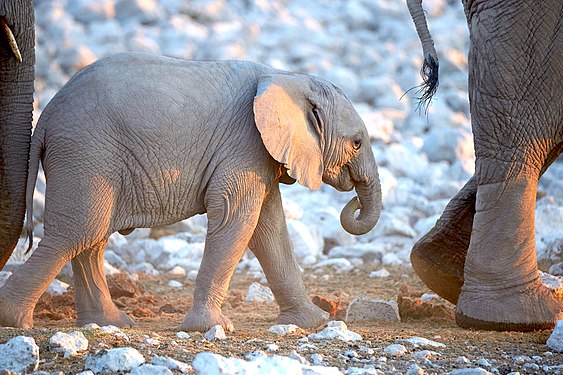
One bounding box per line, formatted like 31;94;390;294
340;172;382;236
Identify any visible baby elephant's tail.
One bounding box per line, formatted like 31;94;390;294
25;124;45;253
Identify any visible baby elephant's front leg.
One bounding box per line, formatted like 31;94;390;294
249;184;329;329
180;183;265;332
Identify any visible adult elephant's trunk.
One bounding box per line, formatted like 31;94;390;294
340;169;382;236
0;0;35;269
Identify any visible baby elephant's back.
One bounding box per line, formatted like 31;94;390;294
38;52;262;150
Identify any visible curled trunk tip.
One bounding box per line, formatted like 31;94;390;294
340;195;379;236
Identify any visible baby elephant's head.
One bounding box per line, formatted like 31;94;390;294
254;73;382;235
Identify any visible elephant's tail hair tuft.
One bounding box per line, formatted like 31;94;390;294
417;55;439;112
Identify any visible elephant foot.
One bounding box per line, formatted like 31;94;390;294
180;307;234;333
277;302;329;329
410;177;476;304
0;297;34;328
456;279;563;331
76;307;136;328
411;232;466;304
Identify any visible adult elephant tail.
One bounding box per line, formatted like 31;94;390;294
0;0;35;270
24;123;44;254
406;0;439;111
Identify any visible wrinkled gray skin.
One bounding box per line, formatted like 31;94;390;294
0;0;34;270
408;0;562;331
0;52;382;331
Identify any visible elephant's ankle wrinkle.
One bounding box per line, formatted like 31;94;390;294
461;272;542;295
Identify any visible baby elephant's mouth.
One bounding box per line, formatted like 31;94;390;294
324;165;354;192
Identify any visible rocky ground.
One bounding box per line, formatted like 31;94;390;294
1;266;562;374
1;0;563;373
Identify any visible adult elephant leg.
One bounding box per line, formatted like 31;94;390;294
0;0;35;269
72;241;135;327
0;235;75;328
180;177;265;333
456;167;562;330
248;184;328;328
456;0;563;330
410;176;476;304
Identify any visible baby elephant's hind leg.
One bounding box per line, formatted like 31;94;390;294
72;240;135;327
0;236;76;328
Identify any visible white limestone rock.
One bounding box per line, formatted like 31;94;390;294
383;344;407;356
85;347;146;373
130;364;173;375
46;279;70;295
245;282;274;303
308;321;362;342
346;297;400;323
398;337;446;349
547;320;563;352
192;352;343;375
267;324;299;336
152;355;192;373
204;325;227;341
49;331;88;357
0;336;40;373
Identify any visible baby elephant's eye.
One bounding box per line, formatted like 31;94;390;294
353;139;362;150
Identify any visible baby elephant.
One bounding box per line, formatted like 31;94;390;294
0;52;382;331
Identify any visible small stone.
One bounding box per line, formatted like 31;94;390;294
412;350;440;359
152;355;191;373
46;279;70;295
204;325;227;341
420;293;441;302
176;331;190;340
346;297;400;323
289;350;310;365
245;282;274;303
299;343;319;352
100;325;130;341
266;343;279;352
450;369;492;375
130;364;173;375
383;344;407;355
456;356;471;363
49;331;88;357
310;353;324;366
308;321;363;342
547;320;563;352
168;266;186;277
0;336;40;373
168;280;183;288
82;323;101;330
475;358;492;367
187;269;198;281
398;337;446;348
267;324;299;336
370;268;390;278
85;347;145;373
312;295;340;315
143;338;160;346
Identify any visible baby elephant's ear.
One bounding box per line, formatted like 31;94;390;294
253;74;323;190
